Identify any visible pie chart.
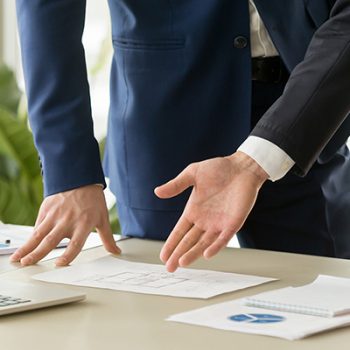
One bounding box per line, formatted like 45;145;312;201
228;313;285;324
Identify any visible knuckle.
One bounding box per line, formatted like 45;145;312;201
186;163;197;176
60;213;73;225
80;212;92;223
179;256;191;267
187;162;196;171
32;229;44;242
214;237;229;250
198;237;212;248
182;235;197;247
69;239;83;250
220;230;234;242
44;234;57;246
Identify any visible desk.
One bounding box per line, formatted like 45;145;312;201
1;238;350;350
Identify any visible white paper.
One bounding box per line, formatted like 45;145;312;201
0;224;70;255
167;300;350;340
33;256;276;299
0;223;120;273
243;275;350;317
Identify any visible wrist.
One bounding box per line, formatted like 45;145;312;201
237;136;295;181
227;151;269;185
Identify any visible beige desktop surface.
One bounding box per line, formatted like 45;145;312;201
1;238;350;350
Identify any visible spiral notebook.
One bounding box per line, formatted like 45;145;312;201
243;275;350;318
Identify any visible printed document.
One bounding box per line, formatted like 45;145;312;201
168;275;350;340
167;300;350;340
33;256;276;299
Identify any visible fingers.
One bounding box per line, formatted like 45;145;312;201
55;210;121;266
178;232;218;267
96;215;121;255
10;217;54;263
20;225;65;266
164;225;204;273
160;216;193;263
162;228;234;272
204;230;234;259
34;206;46;228
55;228;89;266
154;165;196;199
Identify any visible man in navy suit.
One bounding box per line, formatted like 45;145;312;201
12;0;350;271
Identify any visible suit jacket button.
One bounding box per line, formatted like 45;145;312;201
233;36;248;49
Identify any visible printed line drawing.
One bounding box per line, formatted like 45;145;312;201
76;271;188;289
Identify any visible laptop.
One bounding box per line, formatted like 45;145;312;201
0;279;86;316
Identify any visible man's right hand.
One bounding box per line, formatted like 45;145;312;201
9;184;121;266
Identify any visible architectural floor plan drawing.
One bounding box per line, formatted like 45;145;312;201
78;271;188;289
33;256;276;299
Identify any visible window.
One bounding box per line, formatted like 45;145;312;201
0;0;112;140
0;0;21;78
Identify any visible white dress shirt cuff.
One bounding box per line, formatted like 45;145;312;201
238;136;295;181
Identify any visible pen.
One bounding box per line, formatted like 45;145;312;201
0;239;11;246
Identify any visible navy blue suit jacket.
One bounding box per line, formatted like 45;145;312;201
16;0;350;238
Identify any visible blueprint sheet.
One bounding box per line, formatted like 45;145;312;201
33;256;276;299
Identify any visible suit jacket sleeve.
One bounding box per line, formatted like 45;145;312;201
16;0;106;196
251;0;350;176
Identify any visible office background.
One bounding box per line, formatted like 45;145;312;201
0;1;241;247
2;0;348;248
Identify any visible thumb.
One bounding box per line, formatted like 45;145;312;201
155;165;195;199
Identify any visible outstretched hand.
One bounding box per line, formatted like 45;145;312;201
155;151;268;272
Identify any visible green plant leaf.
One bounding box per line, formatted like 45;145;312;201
29;174;44;208
99;136;106;159
0;154;19;180
17;94;29;124
0;65;21;114
0;107;41;180
0;178;38;225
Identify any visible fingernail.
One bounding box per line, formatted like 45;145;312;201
203;250;213;260
109;245;121;255
10;253;20;262
55;257;67;266
159;249;169;263
21;256;33;266
166;262;177;273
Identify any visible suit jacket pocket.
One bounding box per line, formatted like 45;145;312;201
112;37;186;71
113;37;185;51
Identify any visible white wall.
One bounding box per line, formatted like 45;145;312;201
0;0;21;75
